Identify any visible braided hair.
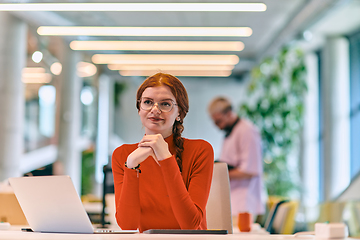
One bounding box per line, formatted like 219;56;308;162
136;73;189;171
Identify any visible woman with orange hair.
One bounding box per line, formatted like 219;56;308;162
112;72;214;232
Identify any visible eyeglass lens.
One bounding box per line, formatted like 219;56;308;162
140;98;174;112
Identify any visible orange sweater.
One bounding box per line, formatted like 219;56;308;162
112;135;214;232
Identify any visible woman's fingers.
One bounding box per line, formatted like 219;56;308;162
139;134;172;161
139;134;162;144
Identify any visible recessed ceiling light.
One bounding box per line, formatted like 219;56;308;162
38;27;252;37
50;62;62;75
32;51;43;63
70;41;244;51
92;54;239;65
0;3;266;12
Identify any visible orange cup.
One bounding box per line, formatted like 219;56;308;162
238;212;252;232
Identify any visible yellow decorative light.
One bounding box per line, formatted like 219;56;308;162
50;62;62;75
76;62;97;78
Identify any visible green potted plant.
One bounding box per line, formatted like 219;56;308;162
239;45;307;197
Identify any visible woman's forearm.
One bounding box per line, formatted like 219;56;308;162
126;147;154;168
115;169;141;230
160;153;213;229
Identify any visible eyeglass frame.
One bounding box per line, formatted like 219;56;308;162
137;97;178;113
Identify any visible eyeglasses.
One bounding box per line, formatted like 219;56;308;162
138;98;177;112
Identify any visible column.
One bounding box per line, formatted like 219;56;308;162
321;37;351;201
301;52;320;221
57;40;82;194
0;13;27;181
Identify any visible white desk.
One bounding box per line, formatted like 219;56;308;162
0;231;278;240
0;226;355;240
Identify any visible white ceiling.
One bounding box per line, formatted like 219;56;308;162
310;0;360;36
10;0;357;77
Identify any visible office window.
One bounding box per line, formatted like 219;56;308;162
80;85;97;139
316;50;325;202
38;85;56;138
24;84;54;152
349;32;360;178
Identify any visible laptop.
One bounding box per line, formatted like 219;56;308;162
8;175;138;234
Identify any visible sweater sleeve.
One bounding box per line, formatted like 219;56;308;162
160;140;214;229
112;146;140;230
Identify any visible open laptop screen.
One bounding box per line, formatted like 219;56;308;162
9;175;96;233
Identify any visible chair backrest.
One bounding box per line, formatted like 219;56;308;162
317;201;346;223
101;164;115;227
275;201;299;234
265;200;299;234
0;192;28;225
264;199;289;233
343;201;360;237
206;162;233;234
104;193;121;230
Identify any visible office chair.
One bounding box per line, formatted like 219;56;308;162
0;192;28;225
343;201;360;237
101;163;114;227
206;162;233;233
273;201;299;234
264;199;289;233
317;201;346;223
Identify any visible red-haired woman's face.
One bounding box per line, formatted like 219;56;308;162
138;85;179;137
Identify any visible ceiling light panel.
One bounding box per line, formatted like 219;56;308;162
92;54;239;65
70;41;245;51
0;3;266;12
119;70;232;77
108;64;234;71
22;67;46;74
22;73;52;84
22;67;52;83
37;27;252;37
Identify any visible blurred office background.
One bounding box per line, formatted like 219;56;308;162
0;0;360;235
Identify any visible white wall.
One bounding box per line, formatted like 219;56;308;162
181;77;248;159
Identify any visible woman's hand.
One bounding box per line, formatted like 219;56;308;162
126;146;156;168
138;134;172;161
